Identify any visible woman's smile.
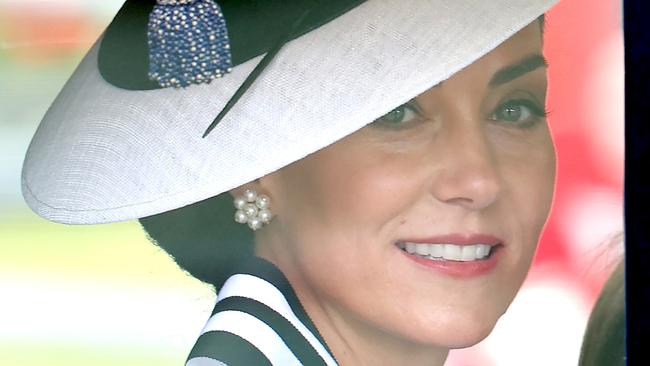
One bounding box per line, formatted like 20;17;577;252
249;20;555;365
394;233;504;278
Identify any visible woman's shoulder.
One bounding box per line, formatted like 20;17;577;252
185;257;337;366
187;328;274;366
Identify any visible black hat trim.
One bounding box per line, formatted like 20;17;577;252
98;0;366;91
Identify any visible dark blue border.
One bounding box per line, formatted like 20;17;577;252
624;0;650;364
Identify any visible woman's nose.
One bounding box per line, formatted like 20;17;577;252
429;121;502;211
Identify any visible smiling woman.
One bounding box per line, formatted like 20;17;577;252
243;22;555;364
21;1;558;365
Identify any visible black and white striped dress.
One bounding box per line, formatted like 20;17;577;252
186;257;339;366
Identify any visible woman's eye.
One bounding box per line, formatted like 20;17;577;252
491;99;547;128
372;101;422;128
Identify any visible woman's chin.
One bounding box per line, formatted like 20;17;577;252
444;325;495;349
401;312;500;350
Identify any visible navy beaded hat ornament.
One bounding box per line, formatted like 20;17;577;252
98;0;367;137
147;0;233;88
146;0;315;136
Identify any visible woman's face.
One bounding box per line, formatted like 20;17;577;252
255;22;555;350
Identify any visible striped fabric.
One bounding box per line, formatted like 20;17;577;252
186;257;339;366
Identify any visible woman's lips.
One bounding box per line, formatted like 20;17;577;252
395;234;504;278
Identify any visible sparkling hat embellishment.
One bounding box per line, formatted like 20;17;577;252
148;0;233;88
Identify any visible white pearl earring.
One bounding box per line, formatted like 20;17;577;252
233;189;273;230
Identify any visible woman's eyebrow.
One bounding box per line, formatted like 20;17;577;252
488;54;547;88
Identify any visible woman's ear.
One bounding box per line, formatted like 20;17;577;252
229;181;262;199
228;177;268;198
229;178;275;231
229;170;280;199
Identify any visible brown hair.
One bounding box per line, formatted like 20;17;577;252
139;193;254;288
578;257;626;366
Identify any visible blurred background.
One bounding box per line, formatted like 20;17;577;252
0;0;623;365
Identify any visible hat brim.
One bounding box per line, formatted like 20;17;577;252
22;0;556;224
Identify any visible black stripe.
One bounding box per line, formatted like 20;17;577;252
202;6;313;137
187;330;272;366
221;257;331;354
213;296;328;366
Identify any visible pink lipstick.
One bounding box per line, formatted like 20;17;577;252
396;233;504;278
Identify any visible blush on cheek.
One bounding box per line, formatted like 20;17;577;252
281;143;420;233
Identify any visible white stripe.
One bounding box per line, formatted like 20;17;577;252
216;274;338;366
186;357;228;366
199;310;302;366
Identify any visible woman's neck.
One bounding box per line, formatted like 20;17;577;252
255;232;450;366
300;287;450;366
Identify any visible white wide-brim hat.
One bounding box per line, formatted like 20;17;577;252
22;0;557;225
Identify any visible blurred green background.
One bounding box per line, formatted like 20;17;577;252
0;2;214;365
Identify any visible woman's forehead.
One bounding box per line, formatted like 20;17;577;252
420;22;545;92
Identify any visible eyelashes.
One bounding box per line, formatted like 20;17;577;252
371;100;424;129
371;98;547;130
489;99;548;128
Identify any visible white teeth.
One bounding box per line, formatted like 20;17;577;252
443;244;461;261
401;242;493;261
415;244;429;256
475;244;490;259
405;243;417;254
431;244;443;258
460;246;476;261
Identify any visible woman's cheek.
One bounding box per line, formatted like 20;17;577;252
301;146;420;229
505;140;555;264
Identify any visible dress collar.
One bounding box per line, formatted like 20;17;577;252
186;256;339;366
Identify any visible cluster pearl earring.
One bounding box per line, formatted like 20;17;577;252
233;189;273;230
